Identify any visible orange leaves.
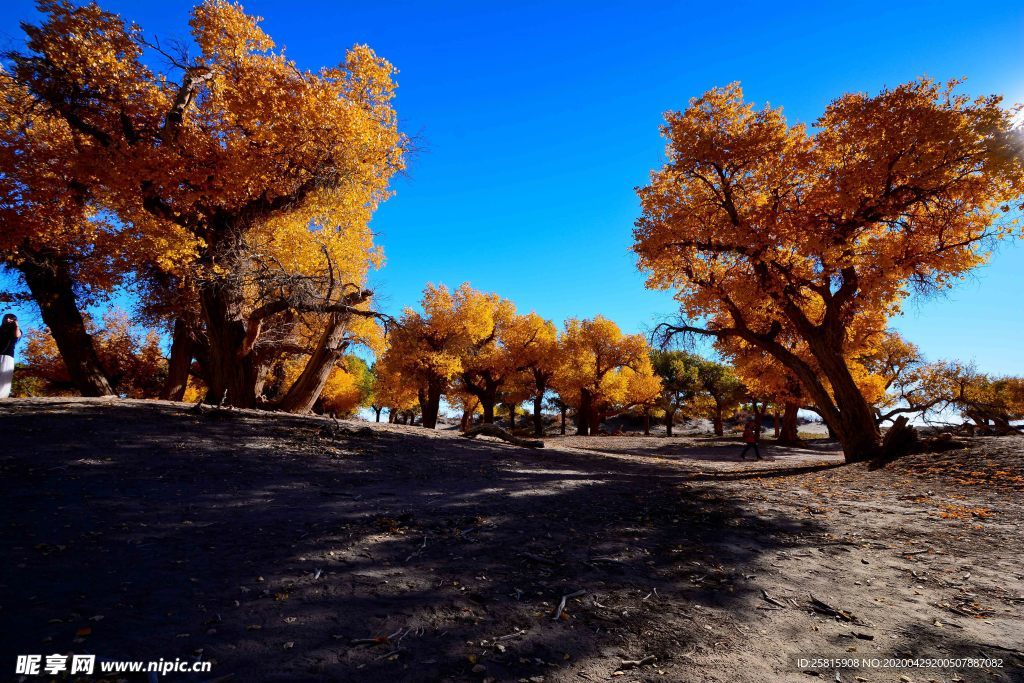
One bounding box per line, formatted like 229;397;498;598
383;284;517;395
634;79;1024;457
189;0;274;58
637;78;1024;333
19;309;167;398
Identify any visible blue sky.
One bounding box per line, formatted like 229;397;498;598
2;1;1022;373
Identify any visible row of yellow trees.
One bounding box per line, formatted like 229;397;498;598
1;2;1022;461
365;283;1024;441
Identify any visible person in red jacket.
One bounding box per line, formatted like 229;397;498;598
739;417;762;461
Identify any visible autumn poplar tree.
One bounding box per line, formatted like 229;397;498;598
382;284;503;429
504;312;560;436
9;0;406;408
0;72;121;396
635;80;1024;461
649;349;700;436
454;293;517;423
553;316;649;435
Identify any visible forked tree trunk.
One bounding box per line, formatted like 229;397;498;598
779;331;884;461
463;373;500;424
17;251;114;397
278;314;348;414
373;406;383;422
160;317;193;401
418;378;443;429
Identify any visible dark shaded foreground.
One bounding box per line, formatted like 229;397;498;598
0;399;1020;682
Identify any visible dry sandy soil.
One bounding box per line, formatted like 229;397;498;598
1;398;1022;683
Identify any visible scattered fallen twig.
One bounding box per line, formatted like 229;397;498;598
484;630;525;646
405;535;428;563
761;589;787;608
809;594;865;625
375;649;401;661
350;637;388;646
619;655;655;669
553;589;587;620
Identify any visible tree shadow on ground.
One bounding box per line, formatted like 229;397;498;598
0;400;969;681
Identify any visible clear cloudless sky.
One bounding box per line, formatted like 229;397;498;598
1;1;1023;373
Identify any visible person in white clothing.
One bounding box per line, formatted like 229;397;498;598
0;314;22;398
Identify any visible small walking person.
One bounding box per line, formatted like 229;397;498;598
0;313;22;398
740;416;762;461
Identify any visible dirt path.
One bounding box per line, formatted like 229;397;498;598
1;399;1021;682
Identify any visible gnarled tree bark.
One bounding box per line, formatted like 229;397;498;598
16;249;114;397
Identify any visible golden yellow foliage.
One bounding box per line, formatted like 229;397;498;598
635;79;1024;460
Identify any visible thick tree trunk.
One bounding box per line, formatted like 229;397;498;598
533;394;544;437
418;379;443;429
713;404;724;436
559;406;567;435
643;409;650;436
778;402;801;445
817;354;881;461
160;317;193;401
463;372;500;424
588;408;601;435
17;252;114;397
665;407;676;437
576;390;593;436
278;314;347;414
746;328;880;462
373;406;383;422
199;281;258;408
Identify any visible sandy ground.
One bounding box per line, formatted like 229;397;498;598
0;398;1021;683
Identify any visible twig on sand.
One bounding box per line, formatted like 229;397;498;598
619;655;656;669
809;594;867;626
553;589;587;620
405;535;428;563
761;589;788;608
484;629;526;646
